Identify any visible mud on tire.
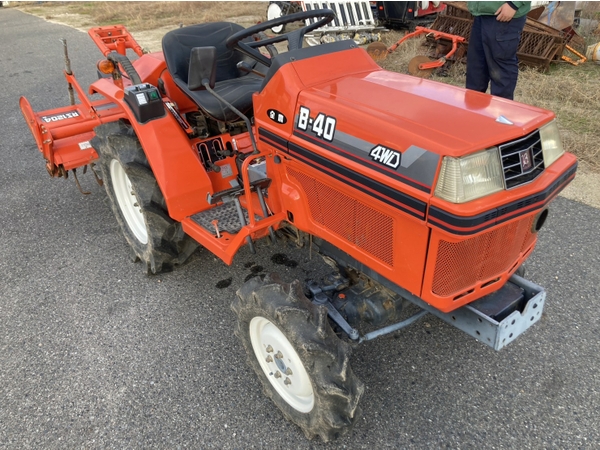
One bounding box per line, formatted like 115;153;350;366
91;120;197;274
232;274;364;442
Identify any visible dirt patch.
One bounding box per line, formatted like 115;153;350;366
130;16;263;53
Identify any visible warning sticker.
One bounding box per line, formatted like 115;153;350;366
136;93;147;105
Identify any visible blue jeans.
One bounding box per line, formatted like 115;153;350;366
466;14;526;100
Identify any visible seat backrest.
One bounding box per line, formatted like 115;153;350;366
162;22;245;87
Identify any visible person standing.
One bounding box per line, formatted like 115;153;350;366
466;2;531;100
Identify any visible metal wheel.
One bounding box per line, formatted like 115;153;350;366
109;158;148;245
267;2;286;34
249;316;315;413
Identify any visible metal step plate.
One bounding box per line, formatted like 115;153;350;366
191;202;249;235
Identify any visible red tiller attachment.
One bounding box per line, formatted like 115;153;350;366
389;26;465;70
368;26;465;75
20;29;135;188
19;71;126;181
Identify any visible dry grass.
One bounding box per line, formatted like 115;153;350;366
518;65;600;167
579;1;600;21
14;1;267;31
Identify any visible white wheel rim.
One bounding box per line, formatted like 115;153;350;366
110;159;148;245
249;316;314;413
267;3;284;33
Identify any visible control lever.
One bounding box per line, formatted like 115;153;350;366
207;161;221;173
237;61;265;78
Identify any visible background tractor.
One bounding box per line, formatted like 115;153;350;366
20;9;577;441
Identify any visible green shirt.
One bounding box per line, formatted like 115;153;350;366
468;2;531;19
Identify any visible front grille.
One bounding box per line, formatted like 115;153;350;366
431;215;536;298
500;130;545;189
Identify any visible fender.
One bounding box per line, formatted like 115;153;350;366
90;78;212;221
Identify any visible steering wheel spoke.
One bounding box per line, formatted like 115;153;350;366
238;42;272;67
285;29;306;51
225;8;335;67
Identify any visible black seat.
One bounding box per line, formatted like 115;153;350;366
162;22;262;122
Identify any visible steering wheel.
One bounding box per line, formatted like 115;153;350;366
225;9;335;67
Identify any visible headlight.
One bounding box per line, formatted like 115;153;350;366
540;120;564;168
434;147;504;203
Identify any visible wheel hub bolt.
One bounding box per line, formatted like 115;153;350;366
266;355;273;363
266;345;273;353
285;368;293;376
275;351;283;360
274;371;282;379
284;377;291;386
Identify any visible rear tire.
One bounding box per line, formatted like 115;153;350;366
232;274;364;442
91;120;197;274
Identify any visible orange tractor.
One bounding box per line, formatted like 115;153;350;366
20;10;577;442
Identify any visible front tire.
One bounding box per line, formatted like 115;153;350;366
232;274;364;442
91;121;197;274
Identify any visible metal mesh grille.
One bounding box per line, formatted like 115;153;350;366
288;167;394;266
518;30;558;59
429;15;473;41
443;3;474;19
500;130;545;189
432;216;536;298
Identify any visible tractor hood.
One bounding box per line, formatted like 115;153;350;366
261;46;561;198
296;66;555;159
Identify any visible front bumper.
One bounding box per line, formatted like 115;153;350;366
410;274;545;350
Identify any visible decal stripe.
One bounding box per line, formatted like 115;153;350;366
257;128;575;236
258;128;288;152
293;129;432;193
288;142;427;220
428;162;578;235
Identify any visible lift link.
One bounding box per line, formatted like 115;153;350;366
307;278;430;342
359;310;428;343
